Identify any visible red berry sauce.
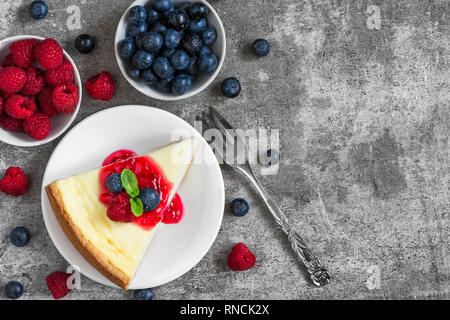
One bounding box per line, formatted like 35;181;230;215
102;149;137;166
162;193;184;224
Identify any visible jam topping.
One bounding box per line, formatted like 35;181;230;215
162;193;184;224
102;149;137;166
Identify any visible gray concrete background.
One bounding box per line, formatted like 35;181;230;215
1;0;449;300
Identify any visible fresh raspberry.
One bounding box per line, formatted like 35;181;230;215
44;59;74;86
23;113;51;140
37;87;58;117
52;82;79;113
9;39;39;68
0;167;28;197
227;243;256;271
0;113;23;132
86;71;115;101
46;272;73;300
4;94;37;119
107;193;136;223
21;67;45;96
3;53;14;67
0;67;27;93
35;38;63;70
0;96;3;114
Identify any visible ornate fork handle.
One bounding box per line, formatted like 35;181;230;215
236;164;331;287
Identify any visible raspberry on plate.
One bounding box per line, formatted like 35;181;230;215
227;243;256;271
35;38;63;70
0;67;27;93
0;167;28;197
21;67;45;96
107;193;136;223
85;71;115;101
37;86;58;117
46;272;73;300
4;94;37;119
44;59;74;86
0;113;23;132
23;113;51;140
52;82;79;113
9;39;39;68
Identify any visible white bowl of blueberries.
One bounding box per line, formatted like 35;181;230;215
115;0;226;100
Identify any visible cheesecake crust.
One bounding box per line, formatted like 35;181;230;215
45;183;131;290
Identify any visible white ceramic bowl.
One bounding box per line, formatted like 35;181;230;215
0;35;82;147
115;0;226;101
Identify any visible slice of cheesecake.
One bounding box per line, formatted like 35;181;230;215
45;138;199;290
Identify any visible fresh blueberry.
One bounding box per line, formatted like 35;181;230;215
155;78;172;93
152;56;174;79
128;66;141;80
252;39;271;57
9;227;30;247
185;56;198;75
134;288;154;300
201;27;216;45
199;45;211;56
188;18;207;33
183;34;203;55
106;173;124;194
146;8;160;25
197;53;218;73
127;21;148;37
151;21;167;34
171;74;192;95
162;4;175;20
139;188;160;212
166;9;190;31
170;50;190;70
129;6;147;24
164;29;181;49
143;31;163;53
177;1;191;11
74;34;95;54
153;0;173;13
266;149;280;165
142;69;158;85
190;3;209;18
221;77;241;98
132;50;154;69
134;32;145;49
230;198;249;217
161;47;176;58
4;281;23;300
118;37;136;58
29;1;48;20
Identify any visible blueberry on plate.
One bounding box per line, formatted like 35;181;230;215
183;34;203;55
190;3;209;18
164;29;181;49
230;198;249;217
252;39;271;57
201;27;217;45
29;1;48;20
151;21;167;34
129;6;147;24
139;188;160;212
153;0;173;13
127;21;148;37
134;288;154;300
132;50;154;69
199;45;211;56
155;78;172;93
266;149;280;165
221;77;241;98
106;173;124;194
188;18;207;33
118;37;136;58
161;47;176;59
142;69;158;85
128;66;141;80
9;227;30;247
171;74;193;95
146;8;160;25
197;53;218;73
143;31;163;53
185;56;198;75
170;50;190;70
4;281;23;300
152;56;174;79
166;9;190;31
74;34;95;54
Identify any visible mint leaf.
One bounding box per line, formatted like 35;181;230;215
130;198;144;217
121;169;139;198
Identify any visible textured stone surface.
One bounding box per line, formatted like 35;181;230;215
1;0;450;300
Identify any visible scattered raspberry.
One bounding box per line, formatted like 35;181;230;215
0;167;28;197
107;193;136;223
3;53;14;67
0;67;27;93
52;82;79;113
46;272;73;300
23;113;51;140
35;38;63;70
86;71;115;101
0;113;23;132
227;243;256;271
21;67;45;96
4;94;37;119
9;39;39;68
37;87;58;117
44;59;74;87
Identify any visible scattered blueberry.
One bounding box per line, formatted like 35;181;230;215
29;1;48;20
171;74;193;95
4;281;23;300
142;68;158;85
139;188;161;212
128;66;141;80
164;29;181;49
266;149;280;165
185;56;198;75
132;50;154;69
143;31;163;53
167;9;190;31
161;47;176;59
134;288;154;300
170;50;189;70
188;18;207;33
153;0;173;13
9;227;30;247
221;77;241;98
106;173;124;194
230;198;249;217
75;34;95;54
201;27;217;45
146;8;160;25
197;53;218;74
151;21;167;33
190;3;209;18
152;56;174;79
252;39;271;57
199;45;211;56
183;33;203;55
118;37;135;58
129;6;147;24
127;21;148;37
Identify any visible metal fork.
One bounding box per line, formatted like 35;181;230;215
200;107;331;287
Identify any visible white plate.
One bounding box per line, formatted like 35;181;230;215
41;105;224;289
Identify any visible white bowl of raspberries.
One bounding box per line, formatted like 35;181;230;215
115;0;226;101
0;35;81;147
